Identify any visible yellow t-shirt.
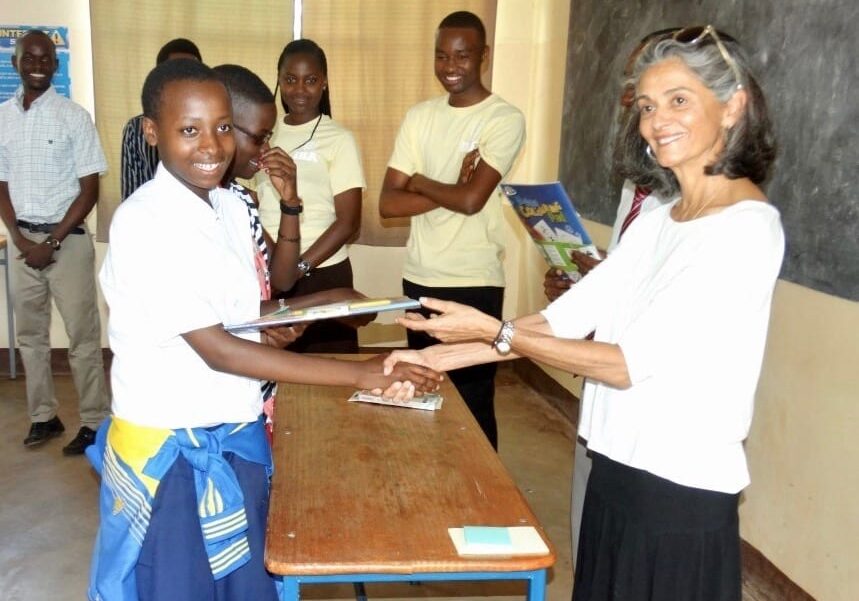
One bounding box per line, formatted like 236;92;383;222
388;94;526;287
256;115;365;268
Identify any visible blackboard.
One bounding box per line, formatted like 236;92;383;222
559;0;859;301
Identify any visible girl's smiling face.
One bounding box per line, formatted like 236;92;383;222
144;79;236;201
278;53;326;125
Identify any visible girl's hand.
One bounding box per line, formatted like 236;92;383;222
258;145;298;203
358;353;442;394
261;323;307;348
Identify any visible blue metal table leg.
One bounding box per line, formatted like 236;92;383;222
282;576;300;601
527;569;547;601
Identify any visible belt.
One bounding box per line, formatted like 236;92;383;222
16;220;85;235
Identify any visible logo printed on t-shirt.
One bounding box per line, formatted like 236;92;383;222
458;139;478;152
292;149;319;163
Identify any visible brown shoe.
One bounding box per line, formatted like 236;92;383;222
23;416;65;447
62;426;97;456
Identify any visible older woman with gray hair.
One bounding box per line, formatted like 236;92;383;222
385;26;784;601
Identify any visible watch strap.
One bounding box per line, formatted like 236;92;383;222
492;320;515;353
280;199;303;215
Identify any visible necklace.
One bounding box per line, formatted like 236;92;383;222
289;113;323;153
677;195;718;221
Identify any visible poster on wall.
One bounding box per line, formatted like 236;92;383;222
0;25;70;103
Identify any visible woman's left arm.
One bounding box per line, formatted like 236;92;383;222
392;298;631;389
298;187;361;269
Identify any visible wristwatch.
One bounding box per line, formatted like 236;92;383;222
279;198;303;216
44;237;61;251
297;258;312;277
492;320;515;355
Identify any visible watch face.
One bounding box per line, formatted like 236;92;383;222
495;340;511;354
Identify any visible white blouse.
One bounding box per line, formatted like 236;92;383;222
543;200;785;493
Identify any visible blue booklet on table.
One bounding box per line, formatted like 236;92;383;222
502;182;599;281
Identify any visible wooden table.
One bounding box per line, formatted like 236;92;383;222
265;355;556;600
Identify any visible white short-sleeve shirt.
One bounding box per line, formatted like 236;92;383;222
100;166;262;428
543;200;785;493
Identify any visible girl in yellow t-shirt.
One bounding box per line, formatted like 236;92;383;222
256;39;365;352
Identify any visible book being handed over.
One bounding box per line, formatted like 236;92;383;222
502;182;600;281
225;296;420;334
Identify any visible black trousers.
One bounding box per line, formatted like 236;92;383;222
402;279;504;450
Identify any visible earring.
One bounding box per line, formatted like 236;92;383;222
645;144;655;160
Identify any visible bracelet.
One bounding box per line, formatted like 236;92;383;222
278;234;300;243
279;198;303;215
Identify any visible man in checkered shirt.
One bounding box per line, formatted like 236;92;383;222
0;30;109;455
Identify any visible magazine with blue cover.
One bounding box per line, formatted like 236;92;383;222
502;182;599;280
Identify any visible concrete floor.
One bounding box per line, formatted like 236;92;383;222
0;365;576;601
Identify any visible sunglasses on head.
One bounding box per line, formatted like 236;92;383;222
233;122;272;146
652;25;744;89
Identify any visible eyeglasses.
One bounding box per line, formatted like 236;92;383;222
232;123;272;146
670;25;744;89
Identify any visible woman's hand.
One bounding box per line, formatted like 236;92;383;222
358;353;442;395
258;145;298;203
382;347;443;376
397;297;499;344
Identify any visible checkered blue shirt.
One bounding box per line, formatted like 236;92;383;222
0;85;107;223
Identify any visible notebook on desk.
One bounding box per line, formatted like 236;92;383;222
448;526;550;557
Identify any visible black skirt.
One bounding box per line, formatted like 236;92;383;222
573;453;741;601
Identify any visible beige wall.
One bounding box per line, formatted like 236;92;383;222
741;283;858;600
4;1;856;598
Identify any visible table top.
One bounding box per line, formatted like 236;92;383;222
265;355;556;576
